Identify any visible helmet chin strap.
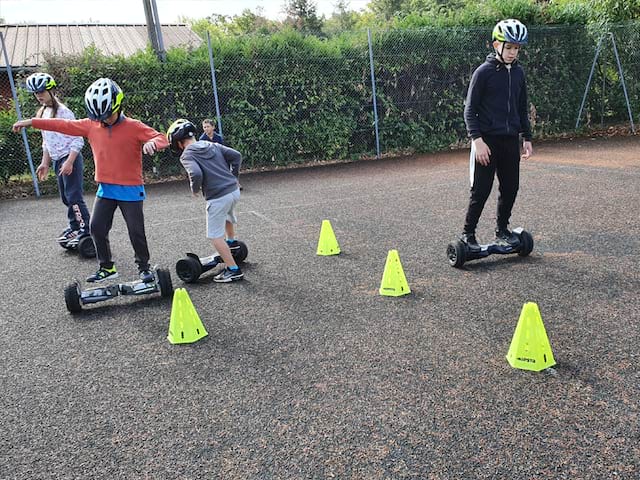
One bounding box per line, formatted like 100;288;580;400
496;42;514;65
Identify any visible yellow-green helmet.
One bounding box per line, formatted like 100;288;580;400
492;19;528;45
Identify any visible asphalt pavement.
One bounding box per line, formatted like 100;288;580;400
0;136;638;479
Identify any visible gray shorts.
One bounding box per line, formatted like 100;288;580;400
206;189;240;238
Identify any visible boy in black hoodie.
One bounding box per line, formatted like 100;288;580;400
167;119;244;283
461;19;533;250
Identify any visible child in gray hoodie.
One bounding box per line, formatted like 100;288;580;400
167;119;244;282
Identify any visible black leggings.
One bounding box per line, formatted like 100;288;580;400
90;197;150;271
463;135;521;234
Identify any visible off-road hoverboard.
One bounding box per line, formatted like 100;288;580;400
58;204;96;259
64;267;173;313
447;227;533;268
176;241;248;283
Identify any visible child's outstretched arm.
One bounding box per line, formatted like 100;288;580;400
14;117;91;137
12;119;32;132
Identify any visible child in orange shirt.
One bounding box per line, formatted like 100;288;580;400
14;78;169;283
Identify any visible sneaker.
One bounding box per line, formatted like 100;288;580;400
495;228;519;246
58;228;79;243
139;270;154;283
57;227;74;241
86;265;119;283
460;233;481;252
66;229;88;247
227;239;240;251
213;267;244;283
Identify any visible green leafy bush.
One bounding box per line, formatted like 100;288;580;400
2;21;639;187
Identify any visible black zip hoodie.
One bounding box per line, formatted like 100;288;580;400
464;53;532;141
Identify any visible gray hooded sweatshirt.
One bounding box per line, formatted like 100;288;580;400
179;140;242;200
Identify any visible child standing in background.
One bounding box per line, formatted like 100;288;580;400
26;72;90;246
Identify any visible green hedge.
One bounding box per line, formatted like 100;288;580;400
2;23;638;186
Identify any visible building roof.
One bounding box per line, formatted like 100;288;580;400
0;24;203;68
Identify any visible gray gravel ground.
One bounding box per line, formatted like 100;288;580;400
1;136;638;479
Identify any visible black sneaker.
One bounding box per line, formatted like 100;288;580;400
495;228;519;246
139;270;154;283
86;266;118;283
460;233;481;252
213;267;244;283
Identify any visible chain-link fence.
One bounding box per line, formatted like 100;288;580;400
1;23;639;196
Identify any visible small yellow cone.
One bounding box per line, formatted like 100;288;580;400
506;302;556;371
316;220;341;256
379;249;411;297
167;288;208;344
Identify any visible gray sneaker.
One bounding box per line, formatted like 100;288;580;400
213;267;244;283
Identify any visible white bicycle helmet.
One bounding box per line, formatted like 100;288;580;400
25;72;57;93
84;78;124;121
492;19;528;45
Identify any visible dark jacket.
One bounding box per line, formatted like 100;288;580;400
199;131;224;144
464;53;532;141
180;141;241;200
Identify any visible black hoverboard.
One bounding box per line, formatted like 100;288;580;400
176;240;248;283
447;227;533;268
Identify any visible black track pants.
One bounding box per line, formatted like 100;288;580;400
463;135;521;234
90;197;150;271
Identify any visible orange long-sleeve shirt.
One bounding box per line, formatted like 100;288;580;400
32;116;169;185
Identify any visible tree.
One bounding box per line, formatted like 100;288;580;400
323;0;360;35
283;0;325;35
367;0;405;20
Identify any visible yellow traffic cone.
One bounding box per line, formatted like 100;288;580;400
379;249;411;297
167;288;208;344
506;302;556;371
316;220;341;256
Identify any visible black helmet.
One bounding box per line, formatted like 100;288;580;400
167;119;197;154
26;72;57;93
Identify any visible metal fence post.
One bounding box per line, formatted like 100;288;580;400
0;32;40;197
609;32;636;133
576;35;603;130
206;31;224;138
367;28;380;159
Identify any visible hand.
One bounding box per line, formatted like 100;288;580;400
59;158;74;176
142;141;157;155
36;162;49;181
12;119;31;133
522;141;533;160
473;138;491;166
